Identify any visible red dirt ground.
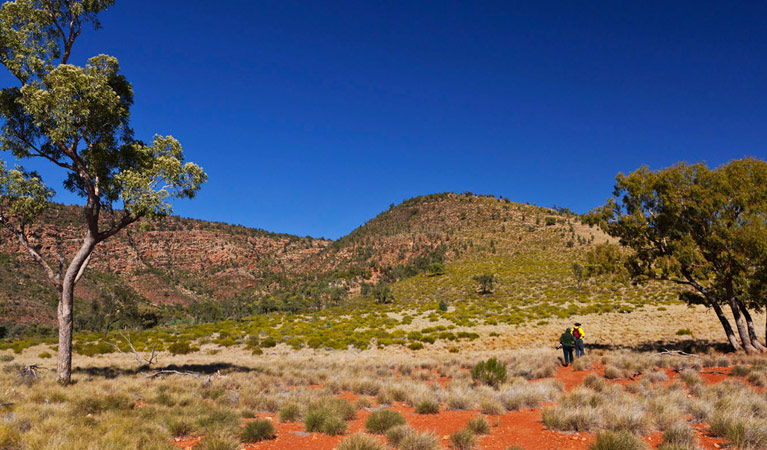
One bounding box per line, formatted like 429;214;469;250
173;364;741;450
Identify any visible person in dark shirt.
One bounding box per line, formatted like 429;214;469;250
559;328;575;366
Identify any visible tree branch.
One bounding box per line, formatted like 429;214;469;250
98;212;141;241
73;252;91;284
107;331;157;367
1;218;62;289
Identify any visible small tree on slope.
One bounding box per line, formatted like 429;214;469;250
0;0;207;384
586;159;767;354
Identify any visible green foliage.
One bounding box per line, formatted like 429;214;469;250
587;159;767;350
472;274;495;294
278;402;301;422
449;429;477;450
465;416;491;435
438;299;448;311
471;358;507;387
426;263;445;276
167;341;196;355
240;419;275;443
365;410;406;434
337;433;388;450
571;263;584;289
372;283;394;305
589;430;647;450
414;398;439;414
675;329;693;336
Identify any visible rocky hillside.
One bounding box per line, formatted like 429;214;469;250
0;193;679;333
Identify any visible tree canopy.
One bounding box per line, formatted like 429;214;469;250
587;158;767;353
0;0;206;383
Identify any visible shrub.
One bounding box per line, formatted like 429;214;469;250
305;401;350;436
409;342;424;351
479;398;505;415
37;351;52;359
365;410;406;434
589;431;647;450
386;424;415;447
0;423;21;450
438;300;448;311
414;397;440;414
730;365;751;377
168;341;195;355
675;329;693;336
241;419;276;442
195;431;240;450
472;358;507;387
320;415;348;436
278;402;301;422
660;423;696;448
0;354;13;362
603;365;624;379
166;417;196;437
261;337;277;348
337;433;387;450
449;429;477;450
466;416;491;435
400;431;440;450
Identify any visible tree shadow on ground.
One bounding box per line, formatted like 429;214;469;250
73;362;258;379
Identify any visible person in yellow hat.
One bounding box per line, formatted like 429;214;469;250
573;322;585;358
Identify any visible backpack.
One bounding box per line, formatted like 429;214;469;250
573;328;582;339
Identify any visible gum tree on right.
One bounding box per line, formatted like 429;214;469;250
587;158;767;354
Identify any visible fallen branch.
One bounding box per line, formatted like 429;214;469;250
107;331;157;367
0;402;13;407
144;370;201;379
655;349;702;358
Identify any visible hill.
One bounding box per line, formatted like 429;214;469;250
0;193;680;338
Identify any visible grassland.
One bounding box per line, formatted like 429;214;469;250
2;336;767;449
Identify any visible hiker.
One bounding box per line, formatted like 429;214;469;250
573;322;585;358
559;327;575;367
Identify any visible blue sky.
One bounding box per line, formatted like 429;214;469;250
2;1;766;239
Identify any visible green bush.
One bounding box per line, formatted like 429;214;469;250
241;419;276;442
466;416;491;435
278;402;301;422
449;429;477;450
414;398;439;414
195;431;240;450
589;430;647;450
399;431;440;450
365;410;406;434
166;417;196;437
37;351;52;359
337;433;387;450
168;341;196;355
386;424;414;447
471;358;507;387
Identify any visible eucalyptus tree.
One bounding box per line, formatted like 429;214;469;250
587;158;767;353
0;0;206;383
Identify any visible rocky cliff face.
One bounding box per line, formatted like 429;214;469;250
1;193;593;328
0;204;331;325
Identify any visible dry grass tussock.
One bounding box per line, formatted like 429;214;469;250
0;346;765;448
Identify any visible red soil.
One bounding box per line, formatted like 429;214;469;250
172;364;747;450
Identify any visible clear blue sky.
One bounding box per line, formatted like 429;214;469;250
2;1;766;239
